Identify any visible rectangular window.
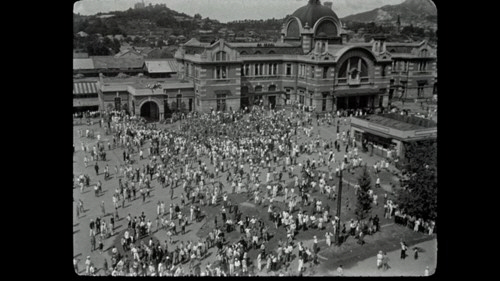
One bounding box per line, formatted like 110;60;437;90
215;66;228;79
323;66;328;79
254;64;259;76
311;66;315;78
268;63;273;75
273;63;277;75
286;64;292;76
244;64;250;76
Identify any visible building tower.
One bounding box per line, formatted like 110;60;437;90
323;1;333;10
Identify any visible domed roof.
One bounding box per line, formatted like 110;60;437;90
292;0;339;28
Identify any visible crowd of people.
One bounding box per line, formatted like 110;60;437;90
74;104;435;276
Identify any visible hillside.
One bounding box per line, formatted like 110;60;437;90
341;0;437;27
73;4;220;39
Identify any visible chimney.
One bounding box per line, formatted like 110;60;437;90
324;1;333;10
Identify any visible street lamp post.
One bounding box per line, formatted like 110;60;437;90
335;167;343;246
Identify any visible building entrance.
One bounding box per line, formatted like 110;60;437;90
268;95;276;109
140;101;159;122
337;95;374;110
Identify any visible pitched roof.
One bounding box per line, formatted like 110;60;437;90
139;47;154;54
73;81;99;95
114;48;143;58
144;59;180;73
184;38;210;47
92;56;144;69
73;58;95;70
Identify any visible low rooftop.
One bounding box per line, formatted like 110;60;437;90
100;76;191;90
357;113;437;131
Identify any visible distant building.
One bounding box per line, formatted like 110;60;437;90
143;59;180;78
114;48;143;59
134;0;145;9
172;0;437;113
73;80;100;113
350;113;437;161
73;0;437;120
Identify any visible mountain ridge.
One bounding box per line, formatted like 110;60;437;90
341;0;437;25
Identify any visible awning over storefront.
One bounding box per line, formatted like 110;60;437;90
334;88;384;97
362;127;394;139
73;81;99;95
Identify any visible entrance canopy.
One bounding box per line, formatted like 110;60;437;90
334;88;383;97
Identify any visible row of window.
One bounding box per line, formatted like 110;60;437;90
242;63;278;77
192;58;429;81
298;64;330;79
391;60;428;72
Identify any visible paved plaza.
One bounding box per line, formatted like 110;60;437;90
73;106;436;276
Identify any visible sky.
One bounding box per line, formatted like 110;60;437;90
73;0;406;22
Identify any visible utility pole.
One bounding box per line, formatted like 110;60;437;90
335;168;343;246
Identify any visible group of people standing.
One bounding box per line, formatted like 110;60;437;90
74;104;429;276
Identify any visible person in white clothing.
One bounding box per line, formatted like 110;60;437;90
377;250;383;269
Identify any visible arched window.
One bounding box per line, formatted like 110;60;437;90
315;20;338;38
215;51;227;61
286;20;300;38
254;50;262;55
338;57;369;78
255;85;263;92
268;50;275;54
268;85;276;92
240;51;248;55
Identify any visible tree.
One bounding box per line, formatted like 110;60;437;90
355;166;372;221
395;140;437;221
112;38;121;53
194;13;202;20
86;39;111;56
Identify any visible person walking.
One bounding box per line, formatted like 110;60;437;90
382;251;390;271
101;201;106;217
85;256;92;275
400;241;407;259
376;250;383;270
95;162;99;176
